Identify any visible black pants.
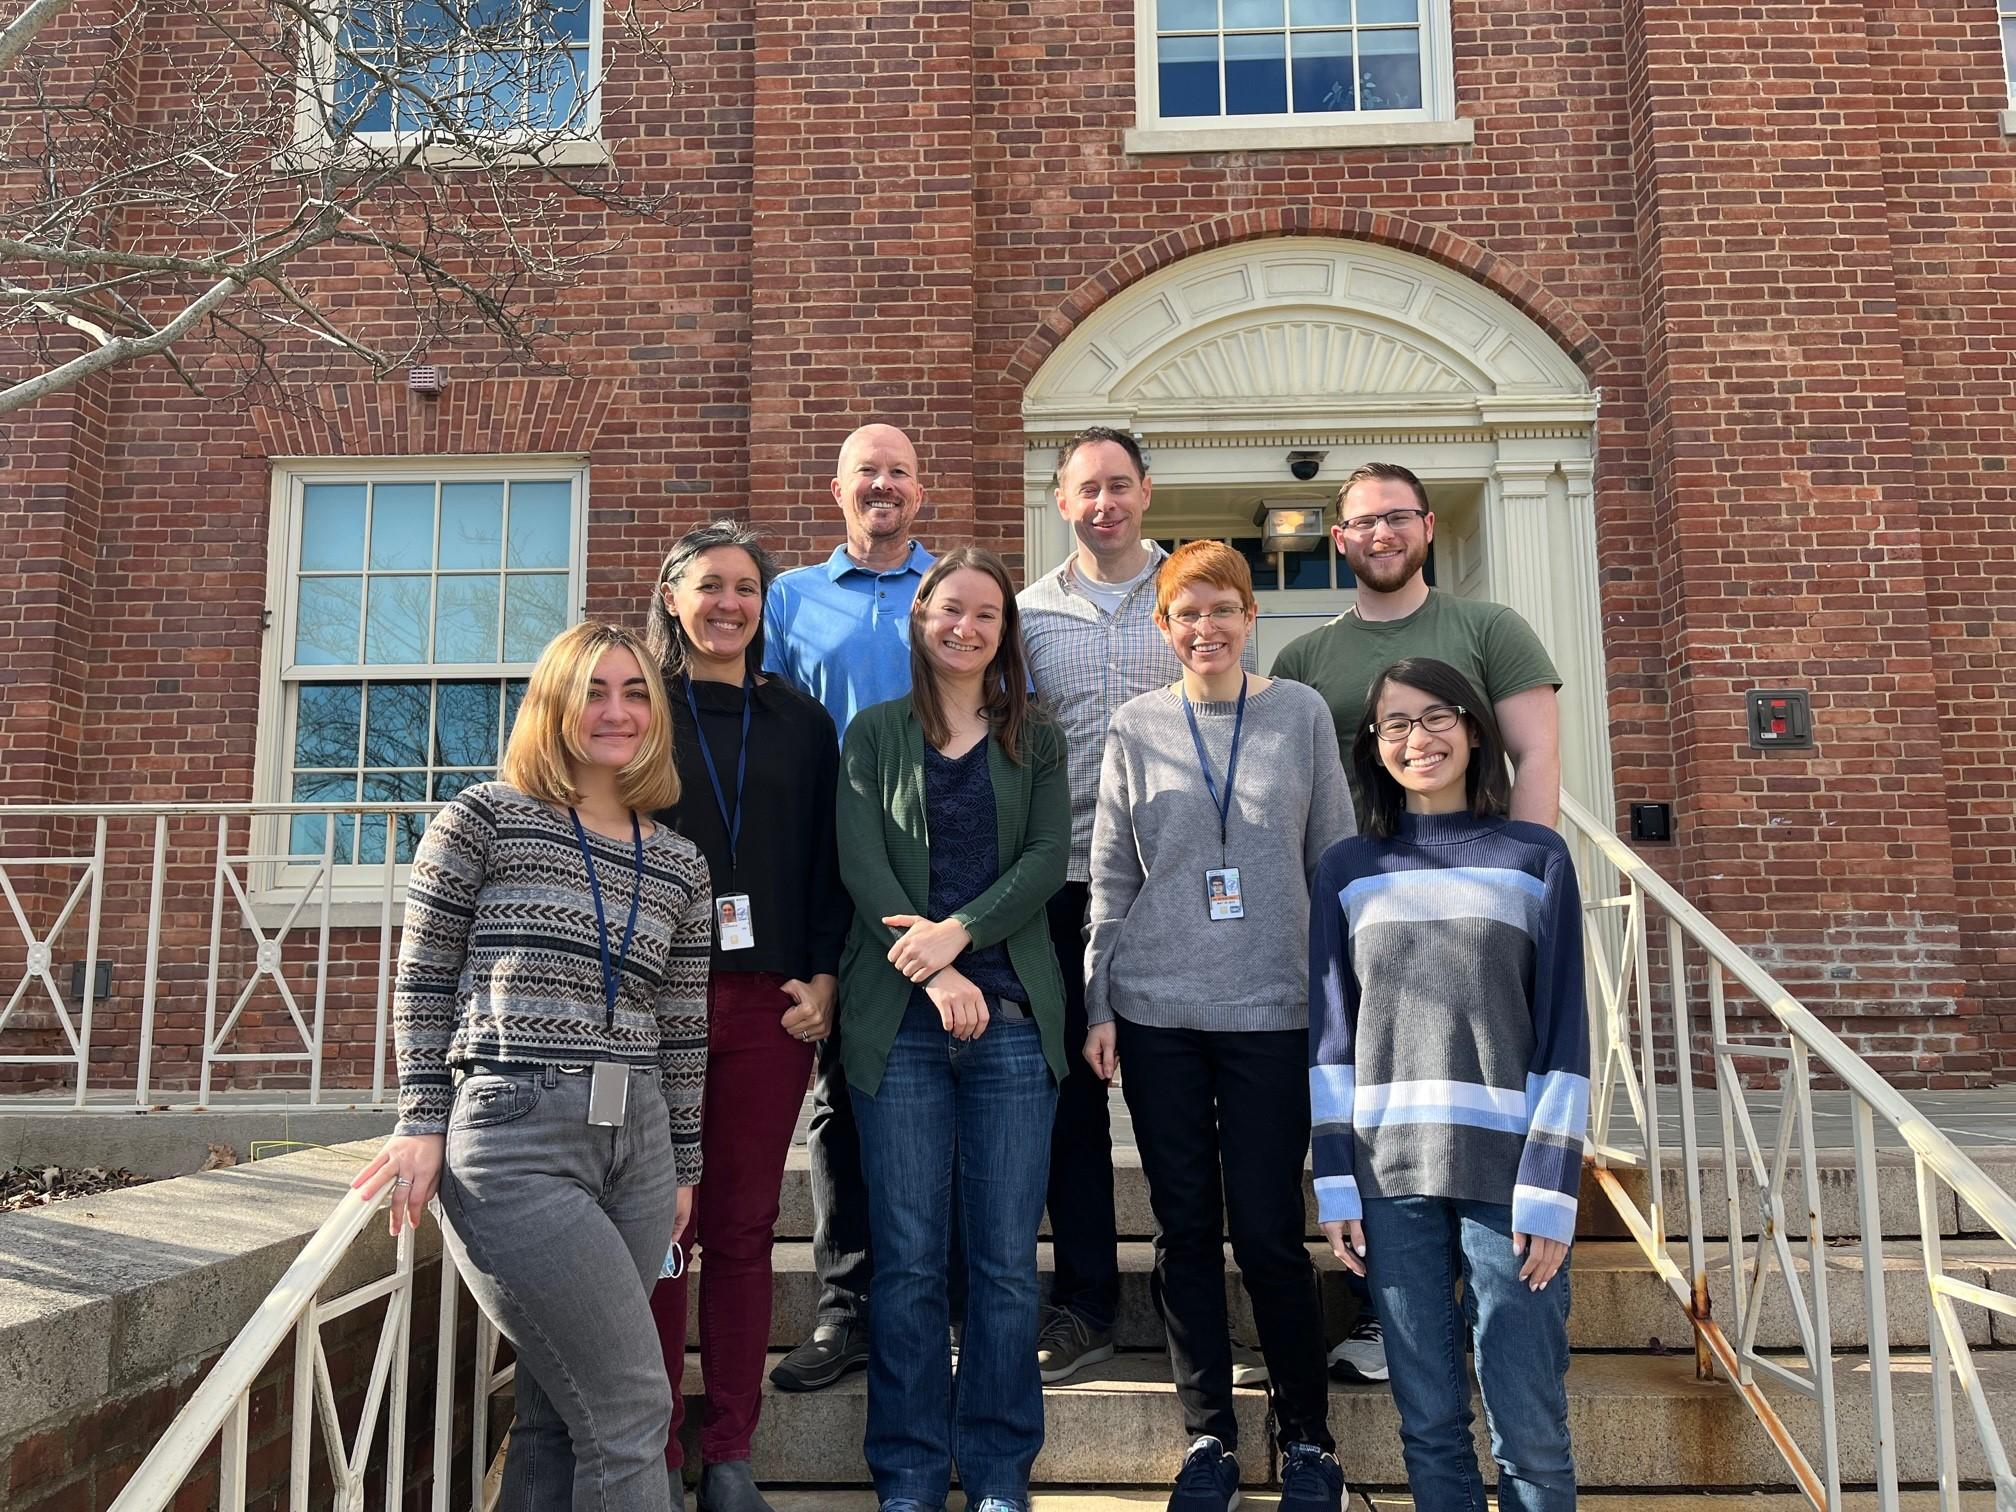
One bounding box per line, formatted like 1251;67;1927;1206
1044;882;1120;1331
809;1017;873;1322
1118;1017;1332;1454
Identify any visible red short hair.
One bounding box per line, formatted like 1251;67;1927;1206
1154;539;1256;622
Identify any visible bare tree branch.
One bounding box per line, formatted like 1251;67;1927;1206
0;0;78;74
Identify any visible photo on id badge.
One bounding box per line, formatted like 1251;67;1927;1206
1205;867;1243;921
717;894;754;950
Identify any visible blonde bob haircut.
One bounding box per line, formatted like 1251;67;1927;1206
1153;538;1256;623
500;621;680;812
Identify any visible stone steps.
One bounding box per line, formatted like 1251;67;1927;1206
771;1146;2016;1246
762;1496;1998;1511
684;1239;2016;1354
681;1349;2016;1488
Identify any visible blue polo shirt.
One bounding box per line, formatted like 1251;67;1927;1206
763;540;935;739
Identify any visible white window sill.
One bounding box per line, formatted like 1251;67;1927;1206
1125;118;1475;156
250;894;407;932
298;136;614;171
2003;107;2016;137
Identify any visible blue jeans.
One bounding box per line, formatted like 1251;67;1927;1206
1361;1196;1575;1512
851;997;1057;1509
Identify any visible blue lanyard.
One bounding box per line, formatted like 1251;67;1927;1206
1181;674;1248;857
682;672;753;874
569;809;643;1027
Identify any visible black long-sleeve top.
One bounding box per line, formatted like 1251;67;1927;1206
658;671;850;980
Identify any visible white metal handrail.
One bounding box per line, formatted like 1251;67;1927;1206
1560;790;2016;1510
0;802;439;1109
105;1169;511;1512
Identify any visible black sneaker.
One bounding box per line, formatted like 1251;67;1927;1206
1166;1434;1241;1511
768;1318;868;1392
1277;1441;1345;1512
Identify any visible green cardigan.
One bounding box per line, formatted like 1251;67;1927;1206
835;695;1071;1097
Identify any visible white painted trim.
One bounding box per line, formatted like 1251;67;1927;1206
1126;118;1473;155
2002;107;2016;137
1133;0;1457;140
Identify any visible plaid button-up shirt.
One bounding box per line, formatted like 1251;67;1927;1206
1019;545;1185;882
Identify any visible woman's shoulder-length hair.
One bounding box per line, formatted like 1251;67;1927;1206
501;621;680;813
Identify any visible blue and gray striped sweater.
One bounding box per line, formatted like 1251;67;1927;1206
1307;811;1589;1245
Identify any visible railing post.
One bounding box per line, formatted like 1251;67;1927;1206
72;816;108;1107
1631;889;1665;1243
1852;1098;1900;1509
309;814;335;1105
201;813;229;1106
218;1394;250;1512
1916;1155;1962;1507
290;1309;315;1511
1665;918;1712;1382
135;814;169;1110
1790;1041;1842;1505
433;1240;460;1512
374;811;398;1105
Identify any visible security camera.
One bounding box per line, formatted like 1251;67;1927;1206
1287;450;1324;482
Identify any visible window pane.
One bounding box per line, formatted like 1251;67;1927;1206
435;574;502;663
301;484;366;571
364;681;430;767
1159;0;1217;29
1288;0;1348;20
290;772;357;861
370;483;436;569
1356;0;1417;20
296;577;363;665
504;573;568;662
463;51;523;130
1233;538;1279;591
436;681;502;767
2006;19;2016;91
364;575;430;663
333;62;394;133
507;481;572;567
396;52;459;130
1358;26;1422;110
549;0;590;44
526;48;585;129
1224;0;1281;25
504;678;529;748
360;772;428;864
1225;31;1287;115
1159;34;1220;117
434;770;487;803
1285;546;1332;590
439;482;505;569
1291;28;1354;112
295;682;362;769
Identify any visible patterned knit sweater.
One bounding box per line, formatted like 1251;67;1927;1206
392;783;714;1183
1307;812;1589;1245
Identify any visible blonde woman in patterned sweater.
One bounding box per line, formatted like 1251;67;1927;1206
356;621;714;1512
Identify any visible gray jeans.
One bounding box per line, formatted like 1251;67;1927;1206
438;1064;680;1512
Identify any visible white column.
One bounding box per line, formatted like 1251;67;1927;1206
1486;439;1615;822
1022;465;1071;581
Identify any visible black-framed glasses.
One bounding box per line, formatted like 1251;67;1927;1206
1338;508;1428;536
1371;704;1467;743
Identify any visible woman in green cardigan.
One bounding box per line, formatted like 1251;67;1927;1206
836;545;1070;1512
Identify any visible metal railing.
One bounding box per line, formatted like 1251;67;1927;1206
105;1170;513;1512
1560;790;2016;1509
0;802;431;1109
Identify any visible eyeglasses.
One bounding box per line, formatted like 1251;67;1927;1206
1338;508;1428;536
1166;605;1248;630
1371;704;1467;743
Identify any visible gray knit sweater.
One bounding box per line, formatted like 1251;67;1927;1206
1086;678;1356;1031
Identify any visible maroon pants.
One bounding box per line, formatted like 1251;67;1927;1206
651;970;815;1468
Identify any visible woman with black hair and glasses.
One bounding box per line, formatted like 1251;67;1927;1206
1307;655;1587;1512
643;520;850;1512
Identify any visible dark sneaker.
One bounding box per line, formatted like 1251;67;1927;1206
1277;1442;1345;1512
1035;1303;1117;1383
1327;1313;1389;1384
875;1502;944;1512
1167;1434;1241;1511
768;1318;868;1392
696;1460;775;1512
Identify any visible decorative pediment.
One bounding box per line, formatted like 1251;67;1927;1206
1022;237;1594;435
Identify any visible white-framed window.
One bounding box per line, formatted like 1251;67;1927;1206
2003;0;2016;104
258;458;586;887
1129;0;1466;154
307;0;604;150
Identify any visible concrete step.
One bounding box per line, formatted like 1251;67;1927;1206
685;1239;2016;1354
683;1348;2016;1488
763;1497;1998;1511
773;1147;2016;1246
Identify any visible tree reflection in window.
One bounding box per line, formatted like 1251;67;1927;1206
1154;0;1424;120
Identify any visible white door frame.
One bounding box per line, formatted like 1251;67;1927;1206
1020;236;1614;820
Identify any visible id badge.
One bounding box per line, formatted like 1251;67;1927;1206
587;1061;629;1126
716;893;754;951
1205;867;1245;921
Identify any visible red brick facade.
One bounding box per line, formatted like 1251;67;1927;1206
3;1;2014;1085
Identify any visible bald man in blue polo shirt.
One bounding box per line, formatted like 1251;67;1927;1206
763;423;936;1394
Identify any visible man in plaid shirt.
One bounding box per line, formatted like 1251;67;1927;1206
1017;424;1184;1383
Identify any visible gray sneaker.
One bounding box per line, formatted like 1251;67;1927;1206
1035;1303;1117;1383
1327;1314;1389;1383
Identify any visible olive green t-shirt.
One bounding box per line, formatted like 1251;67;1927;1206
1269;590;1560;779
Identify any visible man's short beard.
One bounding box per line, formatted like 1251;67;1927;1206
1345;537;1428;593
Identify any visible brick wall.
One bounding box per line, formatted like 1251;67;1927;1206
4;0;2015;1083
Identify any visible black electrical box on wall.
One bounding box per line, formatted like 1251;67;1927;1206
1630;803;1673;843
1746;689;1814;750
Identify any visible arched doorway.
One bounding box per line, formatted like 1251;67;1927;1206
1020;235;1613;817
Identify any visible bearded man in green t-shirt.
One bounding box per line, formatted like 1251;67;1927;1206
1270;462;1563;826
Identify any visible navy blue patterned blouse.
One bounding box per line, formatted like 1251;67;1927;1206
922;739;1028;1006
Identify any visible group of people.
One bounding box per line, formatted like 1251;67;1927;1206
358;424;1591;1512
